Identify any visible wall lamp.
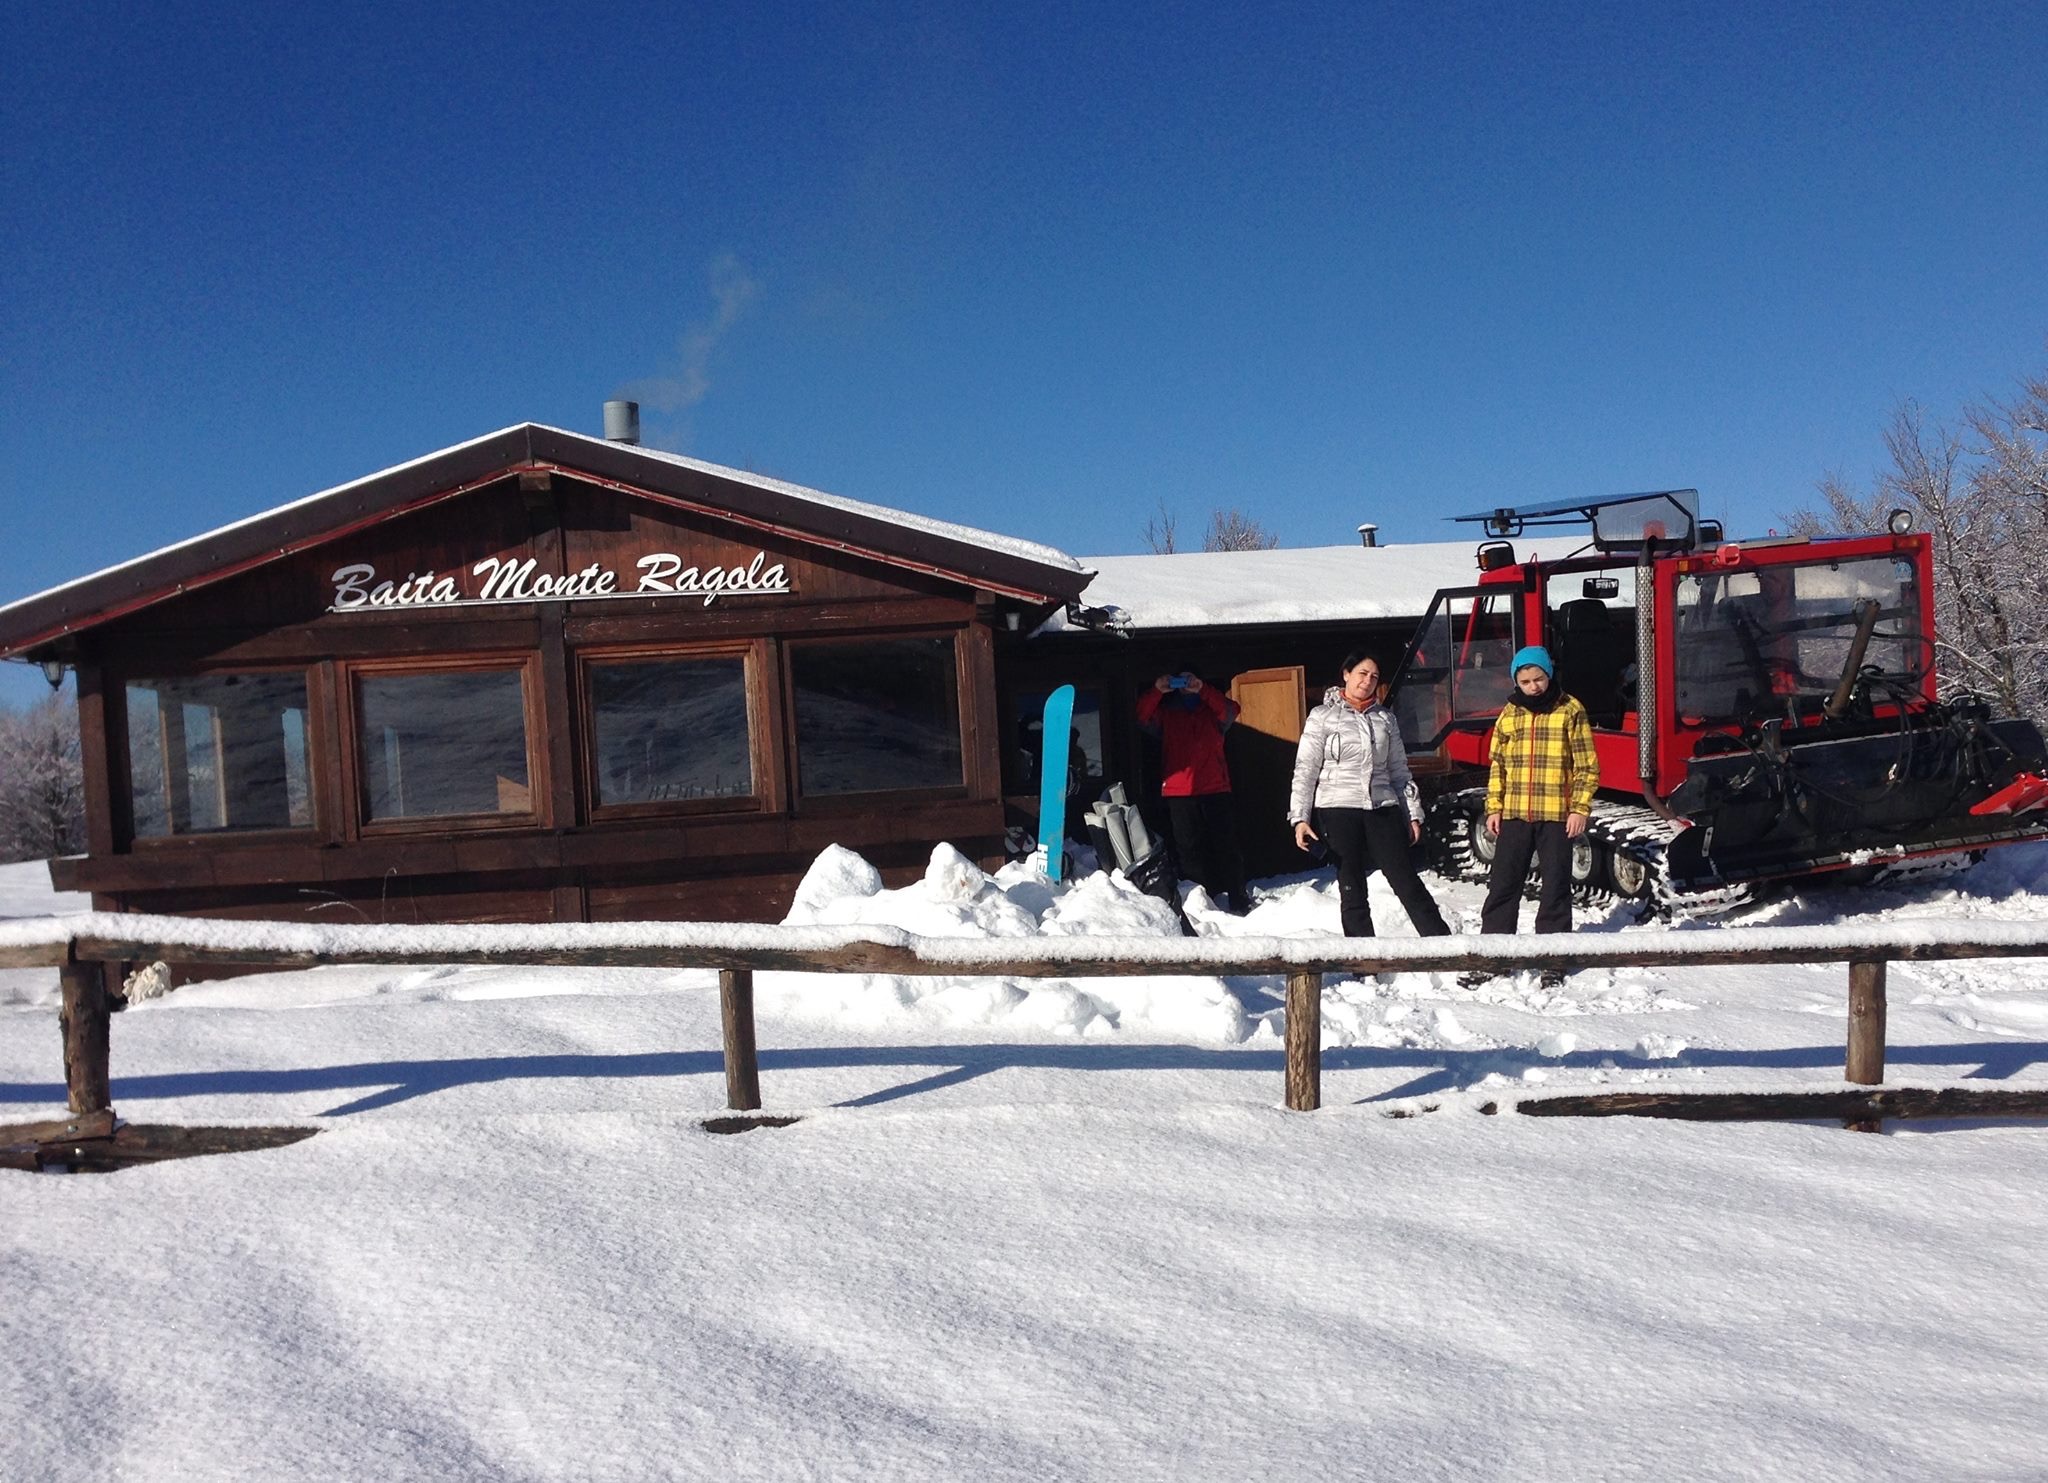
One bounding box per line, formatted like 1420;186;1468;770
39;657;66;690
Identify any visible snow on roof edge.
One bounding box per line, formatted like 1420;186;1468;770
0;424;1084;626
534;427;1084;575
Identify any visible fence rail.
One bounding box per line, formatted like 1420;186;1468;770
7;913;2048;1126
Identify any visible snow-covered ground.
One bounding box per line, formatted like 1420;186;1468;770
5;846;2048;1480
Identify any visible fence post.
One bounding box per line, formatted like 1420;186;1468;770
1845;958;1887;1087
1285;969;1321;1111
719;968;761;1111
59;952;113;1117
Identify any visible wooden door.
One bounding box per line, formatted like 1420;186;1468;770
1227;666;1308;879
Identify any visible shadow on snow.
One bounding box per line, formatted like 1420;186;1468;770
0;1037;2042;1117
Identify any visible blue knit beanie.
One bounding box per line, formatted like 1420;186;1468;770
1510;645;1554;678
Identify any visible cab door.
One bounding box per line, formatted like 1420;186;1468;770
1386;586;1521;751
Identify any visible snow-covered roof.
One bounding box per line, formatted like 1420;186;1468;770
0;425;1088;657
1039;540;1484;632
590;431;1084;575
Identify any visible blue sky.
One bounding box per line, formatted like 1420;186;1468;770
4;1;2046;707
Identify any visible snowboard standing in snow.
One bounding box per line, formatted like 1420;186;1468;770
1037;684;1076;881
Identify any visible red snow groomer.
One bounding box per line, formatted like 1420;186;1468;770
1385;490;2048;913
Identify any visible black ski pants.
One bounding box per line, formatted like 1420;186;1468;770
1481;817;1574;935
1166;792;1247;908
1315;805;1450;938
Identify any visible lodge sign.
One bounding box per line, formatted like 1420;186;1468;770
328;551;793;612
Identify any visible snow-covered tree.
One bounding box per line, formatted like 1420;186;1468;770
1790;363;2048;720
0;693;85;863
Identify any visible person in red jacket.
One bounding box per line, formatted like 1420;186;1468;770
1136;669;1250;914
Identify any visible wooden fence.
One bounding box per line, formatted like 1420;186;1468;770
5;916;2048;1128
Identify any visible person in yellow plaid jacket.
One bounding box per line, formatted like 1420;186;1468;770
1463;645;1598;988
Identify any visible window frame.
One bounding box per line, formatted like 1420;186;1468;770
340;653;548;835
783;629;971;814
115;665;322;848
574;637;772;822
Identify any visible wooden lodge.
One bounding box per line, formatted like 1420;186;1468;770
0;417;1483;924
0;422;1092;925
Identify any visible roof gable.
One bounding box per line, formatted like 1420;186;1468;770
0;425;1090;659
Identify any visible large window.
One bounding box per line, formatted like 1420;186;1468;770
355;665;535;822
1390;588;1519;749
126;673;312;837
585;651;755;809
1675;555;1925;724
791;635;963;795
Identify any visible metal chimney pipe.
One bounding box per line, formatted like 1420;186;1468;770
1356;523;1379;548
603;400;641;445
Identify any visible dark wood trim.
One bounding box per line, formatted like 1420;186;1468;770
562;594;974;646
308;660;348;844
101;662;136;850
959;619;999;802
102;616;545;666
793;785;975;817
782;627;972;814
105;660;327;851
48;797;1007;895
125;825;321;855
76;663;116;856
338;651;550;835
537;607;580;831
572;637;767;823
756;636;791;817
526;476;579;829
0;425;1087;659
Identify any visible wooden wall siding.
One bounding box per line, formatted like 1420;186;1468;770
94;475;965;654
556;481;959;608
92;831;1000;928
47;465;1037;929
583;848;971;925
54;796;1008;893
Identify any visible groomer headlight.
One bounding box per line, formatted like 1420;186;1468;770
1887;507;1915;536
1476;540;1516;572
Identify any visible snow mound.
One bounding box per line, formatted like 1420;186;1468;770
761;845;1248;1041
786;844;886;921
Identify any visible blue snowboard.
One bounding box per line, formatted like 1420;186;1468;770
1037;684;1076;881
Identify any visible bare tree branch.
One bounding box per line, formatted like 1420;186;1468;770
1201;508;1279;552
1142;500;1178;554
1791;367;2048;719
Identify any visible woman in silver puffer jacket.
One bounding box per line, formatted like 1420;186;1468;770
1288;651;1451;939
